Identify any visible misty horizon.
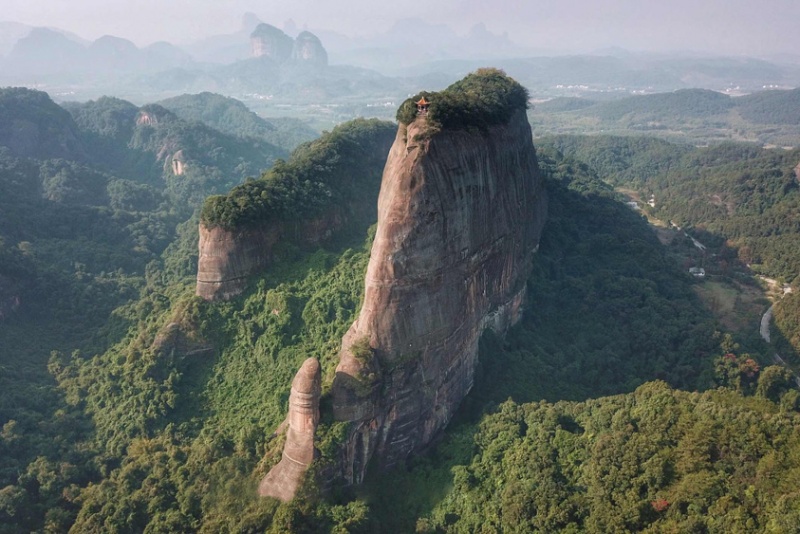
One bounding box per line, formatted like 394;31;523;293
3;0;800;58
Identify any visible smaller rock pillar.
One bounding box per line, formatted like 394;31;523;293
258;358;321;501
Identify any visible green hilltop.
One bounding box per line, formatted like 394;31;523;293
396;68;529;131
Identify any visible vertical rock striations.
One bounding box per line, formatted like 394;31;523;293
331;77;547;483
259;358;322;502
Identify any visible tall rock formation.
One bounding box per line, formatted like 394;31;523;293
250;23;294;62
259;358;321;502
331;85;547;483
291;31;328;67
249;24;328;68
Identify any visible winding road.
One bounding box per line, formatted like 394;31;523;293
760;305;800;387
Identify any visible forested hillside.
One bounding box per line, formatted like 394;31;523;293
3;85;800;532
157;92;319;152
542;135;800;282
543;134;800;364
200;118;394;231
413;381;800;533
0;88;307;533
361;149;797;532
0;104;398;531
62;97;286;206
531;87;800;146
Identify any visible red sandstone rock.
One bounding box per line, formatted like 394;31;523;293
195;213;344;301
258;357;321;502
331;110;547;483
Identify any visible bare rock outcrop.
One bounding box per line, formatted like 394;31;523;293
195;212;344;301
331;109;547;483
258;358;321;502
250;24;328;68
291;31;328;67
250;23;293;62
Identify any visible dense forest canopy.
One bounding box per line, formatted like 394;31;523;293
542;133;800;364
541;135;800;281
3;79;800;532
200;118;395;230
413;382;800;533
396;68;529;131
0;88;319;533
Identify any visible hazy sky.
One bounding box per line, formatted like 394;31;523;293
3;0;799;56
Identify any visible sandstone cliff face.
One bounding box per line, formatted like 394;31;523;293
259;358;321;502
250;23;294;62
291;31;328;67
196;212;343;300
331;110;547;482
195;119;395;301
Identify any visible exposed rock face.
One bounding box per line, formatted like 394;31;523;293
169;150;185;176
195;119;395;301
250;24;328;67
196;212;343;301
135;110;160;127
291;31;328;67
259;358;321;502
250;23;293;62
332;109;547;483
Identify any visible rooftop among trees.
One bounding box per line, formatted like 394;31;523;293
396;68;529;131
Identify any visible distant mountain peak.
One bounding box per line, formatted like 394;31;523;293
249;23;328;67
241;12;262;32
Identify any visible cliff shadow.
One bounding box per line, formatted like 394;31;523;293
468;177;780;410
333;155;800;530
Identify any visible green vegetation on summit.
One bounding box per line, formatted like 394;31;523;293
200;118;395;230
396;68;529;131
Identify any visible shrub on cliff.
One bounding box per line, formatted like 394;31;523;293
396;68;529;131
200;118;395;230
